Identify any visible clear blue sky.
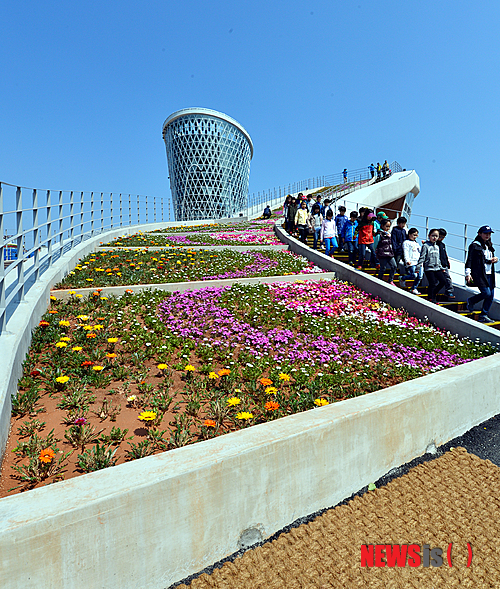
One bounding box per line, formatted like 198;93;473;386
1;0;499;235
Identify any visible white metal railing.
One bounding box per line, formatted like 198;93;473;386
0;181;173;332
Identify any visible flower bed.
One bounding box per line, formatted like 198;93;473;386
52;249;321;289
1;280;495;497
102;230;282;248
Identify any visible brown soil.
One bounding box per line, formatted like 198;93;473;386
176;448;500;588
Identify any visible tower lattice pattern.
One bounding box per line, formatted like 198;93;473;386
162;108;253;221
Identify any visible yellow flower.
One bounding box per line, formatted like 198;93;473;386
107;337;119;343
157;364;169;370
106;353;116;359
59;320;70;327
59;336;71;342
55;376;70;384
127;395;137;402
184;364;195;372
93;324;104;330
236;412;253;420
69;290;76;295
278;373;291;382
138;411;157;421
208;372;219;379
77;315;89;321
55;342;67;348
50;295;57;301
314;398;329;407
72;346;83;351
86;279;94;282
82;325;93;331
226;397;241;406
92;365;104;371
265;386;278;395
76;294;83;298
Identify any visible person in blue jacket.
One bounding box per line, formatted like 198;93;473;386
340;211;359;265
369;164;375;179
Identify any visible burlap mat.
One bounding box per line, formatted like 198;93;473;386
175;448;500;588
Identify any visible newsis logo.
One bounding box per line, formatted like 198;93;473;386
361;543;473;568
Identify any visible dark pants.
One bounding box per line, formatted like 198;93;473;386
345;240;357;264
468;273;495;316
378;257;397;282
358;243;377;267
298;224;308;244
425;270;446;302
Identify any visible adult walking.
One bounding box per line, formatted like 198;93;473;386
465;225;498;323
369;163;375;179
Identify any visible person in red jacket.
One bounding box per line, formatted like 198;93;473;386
356;210;377;269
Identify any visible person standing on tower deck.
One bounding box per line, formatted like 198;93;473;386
369;163;375;179
465;225;498;323
343;169;348;184
376;163;382;181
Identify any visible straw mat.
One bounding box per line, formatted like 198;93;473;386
176;447;500;588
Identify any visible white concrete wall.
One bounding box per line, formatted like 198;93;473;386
1;352;500;588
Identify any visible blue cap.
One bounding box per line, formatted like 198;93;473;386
478;225;494;234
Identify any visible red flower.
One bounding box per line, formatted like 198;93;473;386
30;370;41;377
39;321;50;327
81;360;94;367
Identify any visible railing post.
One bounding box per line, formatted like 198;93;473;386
58;191;64;252
32;189;40;282
79;191;84;243
464;224;468;263
154;196;157;223
425;216;429;238
15;187;24;303
119;193;123;227
146;195;149;224
129;194;132;225
46;190;53;269
110;193;114;230
137;195;140;225
90;192;95;236
0;183;5;333
69;191;75;248
100;193;104;234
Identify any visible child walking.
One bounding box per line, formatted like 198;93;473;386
340;211;358;265
399;228;423;294
416;229;446;303
320;209;338;257
308;204;323;250
375;219;397;284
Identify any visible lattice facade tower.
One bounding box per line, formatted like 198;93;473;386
162;108;253;221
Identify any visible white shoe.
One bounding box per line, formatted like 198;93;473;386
412;288;421;295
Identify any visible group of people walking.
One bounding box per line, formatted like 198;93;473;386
282;193;498;321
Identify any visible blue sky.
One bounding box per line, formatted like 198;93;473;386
1;0;499;237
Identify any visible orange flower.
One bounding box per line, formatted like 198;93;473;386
260;377;273;386
265;401;280;411
39;320;50;327
86;333;97;338
218;368;231;376
39;448;55;463
204;419;216;428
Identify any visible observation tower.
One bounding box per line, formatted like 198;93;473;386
162;108;253;221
